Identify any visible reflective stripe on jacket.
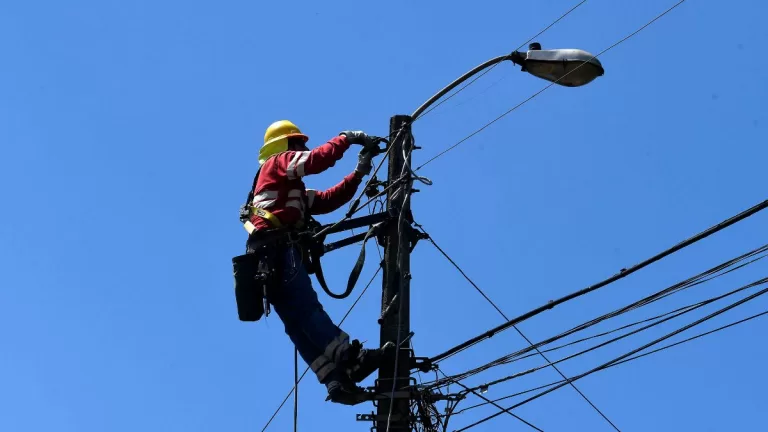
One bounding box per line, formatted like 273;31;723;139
249;135;362;231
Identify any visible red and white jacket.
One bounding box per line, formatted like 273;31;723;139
249;135;362;231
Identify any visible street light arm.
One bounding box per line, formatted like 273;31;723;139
411;53;521;119
410;45;604;120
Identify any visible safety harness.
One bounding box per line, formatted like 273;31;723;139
231;166;384;322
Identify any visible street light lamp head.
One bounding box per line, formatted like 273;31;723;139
510;44;604;87
410;43;605;118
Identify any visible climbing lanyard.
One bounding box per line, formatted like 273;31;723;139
307;223;383;299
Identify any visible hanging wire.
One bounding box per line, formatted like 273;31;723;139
429;201;768;365
311;124;410;240
490;289;759;366
455;279;768;431
418;224;622;431
416;0;689;171
428;244;768;388
312;172;410;240
453;277;768;396
437;369;544;432
450;308;768;417
293;348;298;432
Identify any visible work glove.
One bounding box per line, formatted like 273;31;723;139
340;130;381;149
354;147;374;176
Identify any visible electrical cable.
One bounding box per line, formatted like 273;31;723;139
429;200;768;365
416;0;688;171
450;380;562;417
311;123;412;241
419;225;622;431
490;248;768;377
437;369;544;432
456;277;768;395
312;172;410;240
293;348;298;432
429;243;768;386
428;244;768;387
449;307;768;417
432;247;768;386
518;254;767;361
412;0;588;122
499;299;719;364
260;266;381;432
456;279;768;431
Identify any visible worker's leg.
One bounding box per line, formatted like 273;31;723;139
284;326;362;404
270;245;351;366
282;320;339;385
267;252;340;386
271;245;388;396
269;246;365;404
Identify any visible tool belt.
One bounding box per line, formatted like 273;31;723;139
231;228;292;322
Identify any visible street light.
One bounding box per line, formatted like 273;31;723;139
377;42;604;432
411;42;604;118
512;42;604;87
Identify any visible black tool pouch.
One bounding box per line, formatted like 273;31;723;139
232;252;266;322
232;241;286;322
232;248;276;321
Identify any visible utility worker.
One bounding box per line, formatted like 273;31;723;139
241;120;393;405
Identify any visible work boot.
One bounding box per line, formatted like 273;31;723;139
344;340;396;383
325;377;367;406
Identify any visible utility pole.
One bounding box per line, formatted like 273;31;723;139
377;114;414;431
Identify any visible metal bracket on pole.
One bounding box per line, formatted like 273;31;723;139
324;221;388;254
318;211;391;237
410;356;435;374
407;225;429;252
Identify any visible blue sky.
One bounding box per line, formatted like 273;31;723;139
1;0;767;431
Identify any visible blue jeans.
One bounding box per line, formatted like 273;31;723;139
269;245;351;386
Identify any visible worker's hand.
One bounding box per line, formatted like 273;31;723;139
340;130;381;148
354;147;374;176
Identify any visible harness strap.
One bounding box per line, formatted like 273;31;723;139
345;224;379;295
239;166;381;302
249;207;283;229
240;165;291;234
308;223;381;300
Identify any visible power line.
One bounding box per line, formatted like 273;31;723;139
450;308;768;417
418;225;622;431
429;243;768;388
437;369;544;432
455;277;768;395
412;0;588;122
260;266;382;432
496;295;739;364
456;278;768;431
416;0;688;171
429;199;768;365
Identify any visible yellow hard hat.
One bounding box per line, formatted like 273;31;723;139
259;120;309;164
